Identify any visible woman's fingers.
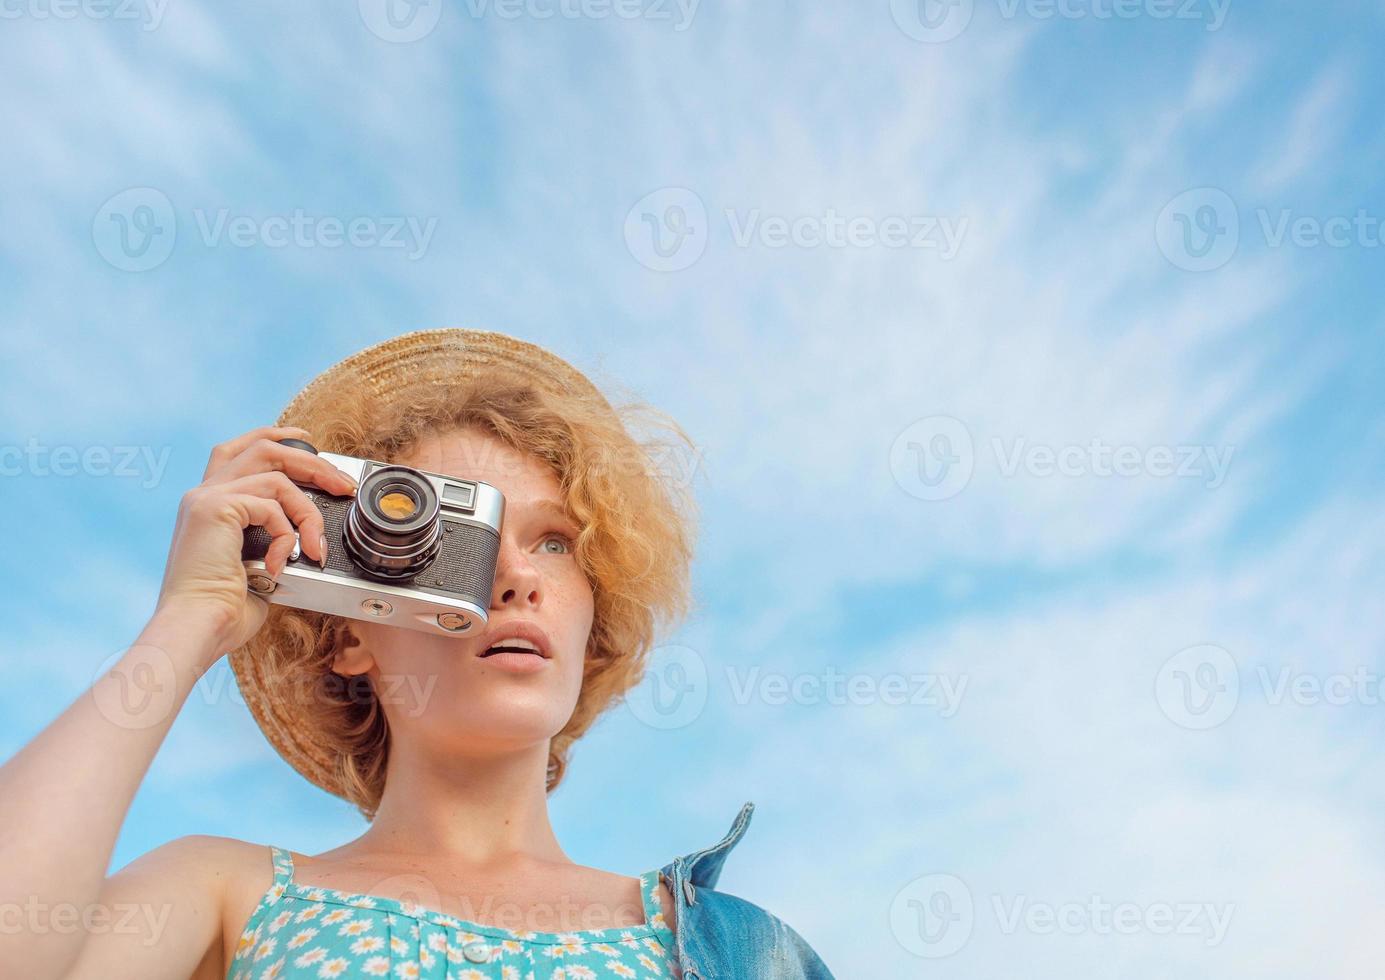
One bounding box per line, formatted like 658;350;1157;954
223;491;299;578
203;434;358;499
218;470;330;572
200;425;313;483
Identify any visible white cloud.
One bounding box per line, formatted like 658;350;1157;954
1252;62;1353;194
706;495;1385;976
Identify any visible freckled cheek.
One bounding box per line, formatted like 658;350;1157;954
542;569;596;653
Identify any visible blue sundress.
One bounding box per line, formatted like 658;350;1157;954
226;844;680;979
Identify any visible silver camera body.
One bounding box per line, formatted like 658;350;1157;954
240;439;504;637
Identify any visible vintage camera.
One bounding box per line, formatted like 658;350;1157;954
241;438;504;636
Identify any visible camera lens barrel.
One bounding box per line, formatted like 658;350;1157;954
343;464;443;580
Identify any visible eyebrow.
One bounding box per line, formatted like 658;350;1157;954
521;498;577;523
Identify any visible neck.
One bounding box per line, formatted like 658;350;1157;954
353;737;570;868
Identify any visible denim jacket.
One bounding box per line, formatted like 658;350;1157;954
657;801;836;980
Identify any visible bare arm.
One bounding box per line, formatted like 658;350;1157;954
0;424;354;979
59;832;244;980
0;612;227;979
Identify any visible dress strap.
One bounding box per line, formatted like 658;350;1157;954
268;845;296;890
640;870;674;939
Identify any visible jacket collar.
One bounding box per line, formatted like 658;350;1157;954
660;800;755;892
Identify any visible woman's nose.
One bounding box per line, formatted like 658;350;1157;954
490;538;541;609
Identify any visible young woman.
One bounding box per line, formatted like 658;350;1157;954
0;330;834;979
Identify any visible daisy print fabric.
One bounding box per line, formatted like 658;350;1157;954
226;846;680;980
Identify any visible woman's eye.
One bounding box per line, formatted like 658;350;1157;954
541;532;575;554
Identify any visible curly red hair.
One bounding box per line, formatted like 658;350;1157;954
235;362;699;820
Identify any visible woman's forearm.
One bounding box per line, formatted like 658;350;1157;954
0;608;223;978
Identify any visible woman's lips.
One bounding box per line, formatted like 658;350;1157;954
475;650;550;673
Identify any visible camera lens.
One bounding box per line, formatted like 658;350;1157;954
343;465;442;581
378;491;418;521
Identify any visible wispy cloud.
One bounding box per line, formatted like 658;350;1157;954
1;4;1380;976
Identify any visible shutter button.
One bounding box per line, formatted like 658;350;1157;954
462;941;491;963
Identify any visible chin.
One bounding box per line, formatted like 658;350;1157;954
430;698;574;742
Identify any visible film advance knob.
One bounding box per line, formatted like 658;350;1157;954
275;437;319;454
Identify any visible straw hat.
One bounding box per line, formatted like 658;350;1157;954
228;328;613;802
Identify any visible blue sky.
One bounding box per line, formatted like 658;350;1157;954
2;1;1383;975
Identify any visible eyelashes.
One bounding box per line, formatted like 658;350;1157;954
542;530;577;553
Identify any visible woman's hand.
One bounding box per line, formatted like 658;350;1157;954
152;424;359;654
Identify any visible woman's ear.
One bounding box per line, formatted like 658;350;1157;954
331;620;376;677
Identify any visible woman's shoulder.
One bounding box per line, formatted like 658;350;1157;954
134;832;276;903
155;832;278;889
156;835;282;964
